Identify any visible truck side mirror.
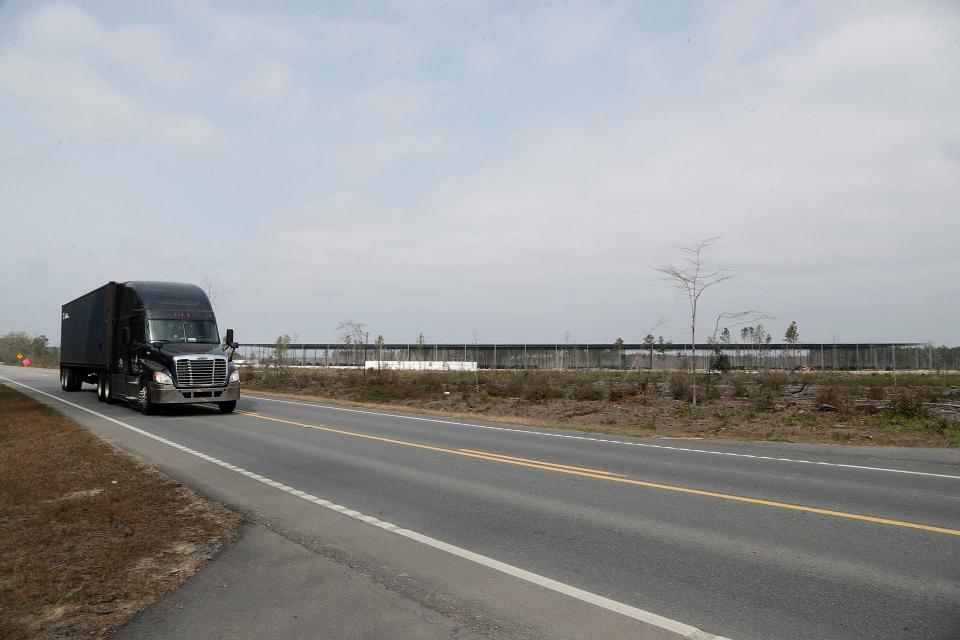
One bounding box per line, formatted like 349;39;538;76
122;327;131;345
230;342;239;349
224;329;234;345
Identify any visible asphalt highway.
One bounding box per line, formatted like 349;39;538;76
3;365;959;640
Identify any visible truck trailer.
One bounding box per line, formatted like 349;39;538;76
60;281;240;414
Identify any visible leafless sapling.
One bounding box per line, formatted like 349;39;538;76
338;318;369;381
653;237;735;406
625;316;668;379
704;311;771;400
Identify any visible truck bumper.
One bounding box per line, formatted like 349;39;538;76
149;382;240;404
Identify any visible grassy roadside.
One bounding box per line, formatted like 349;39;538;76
0;383;241;639
243;368;960;447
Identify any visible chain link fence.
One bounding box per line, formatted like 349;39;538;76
235;342;960;372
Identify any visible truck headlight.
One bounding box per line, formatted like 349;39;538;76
229;369;240;383
153;371;173;385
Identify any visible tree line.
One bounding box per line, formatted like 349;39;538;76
0;331;58;368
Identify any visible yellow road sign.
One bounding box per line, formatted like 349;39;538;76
16;353;24;360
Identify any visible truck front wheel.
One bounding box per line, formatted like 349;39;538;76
138;384;157;415
218;400;237;414
99;373;115;404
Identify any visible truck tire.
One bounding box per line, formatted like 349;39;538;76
68;368;82;391
138;383;156;415
98;373;115;404
61;367;81;392
218;400;237;414
103;375;115;404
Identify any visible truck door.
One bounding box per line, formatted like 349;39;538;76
130;316;146;383
114;317;135;397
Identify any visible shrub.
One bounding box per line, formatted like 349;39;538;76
608;386;633;401
865;385;885;401
668;374;692;401
731;376;749;398
673;402;698;418
888;392;927;418
570;384;604;401
358;383;402;402
757;372;787;393
926;417;952;435
814;384;846;410
523;378;563;402
710;351;732;373
753;391;776;412
486;374;525;398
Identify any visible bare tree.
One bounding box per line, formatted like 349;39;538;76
338;318;369;380
704;311;771;400
741;324;772;370
784;321;800;369
374;334;385;372
653;237;735;406
626;316;668;377
269;334;300;388
473;330;481;393
711;311;772;347
416;333;426;361
201;276;223;309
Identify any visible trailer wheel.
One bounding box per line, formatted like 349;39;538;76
62;367;81;392
138;384;156;415
97;374;106;402
218;400;237;414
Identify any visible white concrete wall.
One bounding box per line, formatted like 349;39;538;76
365;360;478;371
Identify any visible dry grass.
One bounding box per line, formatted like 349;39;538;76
243;368;960;447
0;384;241;640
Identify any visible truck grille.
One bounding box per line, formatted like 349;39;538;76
175;357;227;387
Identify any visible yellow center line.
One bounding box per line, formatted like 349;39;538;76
458;449;628;476
235;410;960;537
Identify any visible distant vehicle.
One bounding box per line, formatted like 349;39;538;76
59;281;240;414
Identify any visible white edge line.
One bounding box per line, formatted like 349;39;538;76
243;394;960;481
0;375;730;640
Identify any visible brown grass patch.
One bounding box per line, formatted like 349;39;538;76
242;368;960;447
0;384;241;639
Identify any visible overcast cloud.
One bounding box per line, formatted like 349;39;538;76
1;1;957;345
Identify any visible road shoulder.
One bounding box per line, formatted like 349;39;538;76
118;522;485;640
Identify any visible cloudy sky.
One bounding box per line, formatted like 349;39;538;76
1;1;957;345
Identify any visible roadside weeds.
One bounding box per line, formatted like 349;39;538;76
243;369;960;447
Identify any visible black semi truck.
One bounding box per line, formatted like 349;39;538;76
60;281;240;414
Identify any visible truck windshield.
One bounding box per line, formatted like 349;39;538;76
149;320;220;344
